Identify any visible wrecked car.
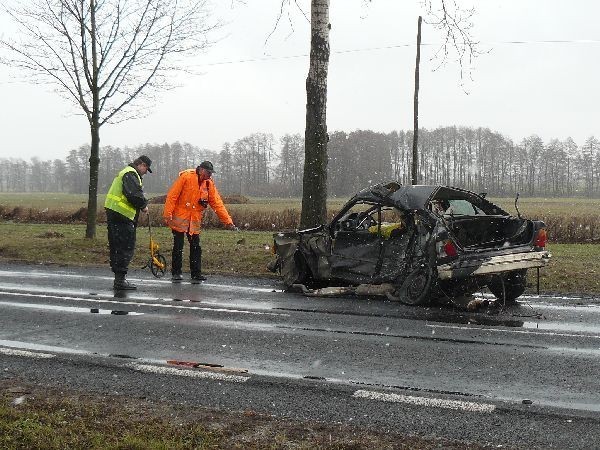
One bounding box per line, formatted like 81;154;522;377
268;182;551;305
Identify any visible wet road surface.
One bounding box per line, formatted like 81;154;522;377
1;263;599;448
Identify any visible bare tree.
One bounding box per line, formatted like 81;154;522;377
1;0;216;237
300;0;329;229
421;0;481;84
273;0;479;228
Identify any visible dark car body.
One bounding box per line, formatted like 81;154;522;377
269;182;551;305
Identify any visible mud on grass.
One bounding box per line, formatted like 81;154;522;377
0;380;481;450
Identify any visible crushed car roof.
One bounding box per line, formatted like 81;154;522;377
348;182;498;212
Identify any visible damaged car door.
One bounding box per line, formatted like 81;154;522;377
329;200;415;286
329;202;382;280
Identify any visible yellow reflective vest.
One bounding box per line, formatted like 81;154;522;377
104;166;142;220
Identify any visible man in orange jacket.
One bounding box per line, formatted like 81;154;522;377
163;161;238;283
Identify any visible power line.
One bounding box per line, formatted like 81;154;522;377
198;39;600;67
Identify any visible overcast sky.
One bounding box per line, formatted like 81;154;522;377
1;0;599;161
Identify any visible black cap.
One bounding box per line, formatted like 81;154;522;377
199;160;214;173
138;155;152;173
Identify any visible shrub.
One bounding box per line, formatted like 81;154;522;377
1;203;599;244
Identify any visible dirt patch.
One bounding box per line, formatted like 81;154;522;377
35;231;65;239
0;246;19;258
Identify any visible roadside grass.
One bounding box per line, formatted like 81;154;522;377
0;222;597;295
538;243;600;294
0;222;274;278
0;381;477;450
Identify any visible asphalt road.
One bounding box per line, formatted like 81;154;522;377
1;263;599;448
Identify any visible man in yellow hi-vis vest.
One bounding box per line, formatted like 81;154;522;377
104;155;152;290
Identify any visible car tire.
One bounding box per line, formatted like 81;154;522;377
488;269;527;304
393;264;434;306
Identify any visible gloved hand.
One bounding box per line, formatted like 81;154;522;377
227;223;239;232
199;199;209;208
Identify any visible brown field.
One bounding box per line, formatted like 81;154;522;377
1;193;599;243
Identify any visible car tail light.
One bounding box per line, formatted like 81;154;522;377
437;239;458;258
534;228;547;248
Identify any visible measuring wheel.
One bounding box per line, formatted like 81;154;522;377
150;253;167;278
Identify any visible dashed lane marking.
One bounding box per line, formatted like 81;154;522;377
130;363;249;383
353;389;496;413
0;347;55;359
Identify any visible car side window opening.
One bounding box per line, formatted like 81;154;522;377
335;202;408;239
336;202;376;232
430;198;486;216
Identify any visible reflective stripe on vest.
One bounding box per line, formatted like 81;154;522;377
104;166;142;220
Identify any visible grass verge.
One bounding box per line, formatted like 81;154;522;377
0;222;597;295
0;222;273;278
0;380;479;450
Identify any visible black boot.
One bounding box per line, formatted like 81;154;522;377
190;274;207;284
171;273;183;282
114;272;137;290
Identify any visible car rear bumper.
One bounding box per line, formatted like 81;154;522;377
437;250;551;280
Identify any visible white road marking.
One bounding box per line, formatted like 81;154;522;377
0;301;143;315
0;290;288;317
426;323;600;339
0;270;282;293
0;340;91;355
353;389;496;413
0;347;55;359
130;363;249;383
524;302;600;311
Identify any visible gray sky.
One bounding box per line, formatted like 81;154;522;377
1;0;599;160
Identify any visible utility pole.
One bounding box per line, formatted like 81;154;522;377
412;16;422;185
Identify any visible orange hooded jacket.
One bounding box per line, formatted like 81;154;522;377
163;169;233;234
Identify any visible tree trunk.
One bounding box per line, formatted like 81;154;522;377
85;122;100;238
411;16;422;185
85;0;100;239
300;0;330;229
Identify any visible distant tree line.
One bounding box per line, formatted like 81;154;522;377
1;127;599;198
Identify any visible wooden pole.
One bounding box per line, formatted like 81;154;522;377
411;16;422;185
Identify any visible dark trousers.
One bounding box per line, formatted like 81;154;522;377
107;220;136;274
171;231;202;277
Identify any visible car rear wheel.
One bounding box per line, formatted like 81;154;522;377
391;264;434;306
487;269;527;304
